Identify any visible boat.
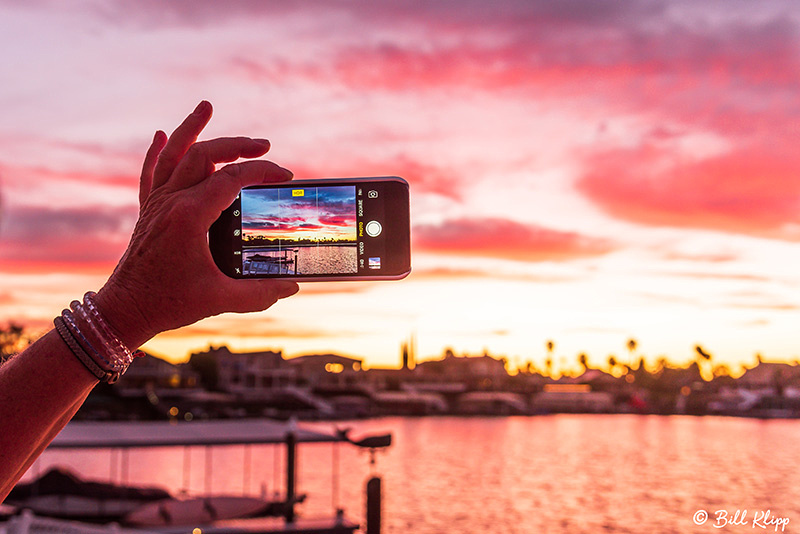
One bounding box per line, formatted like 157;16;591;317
3;418;388;534
4;467;169;523
123;495;290;527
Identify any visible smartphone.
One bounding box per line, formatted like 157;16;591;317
209;176;411;281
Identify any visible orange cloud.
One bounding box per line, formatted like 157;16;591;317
413;218;614;261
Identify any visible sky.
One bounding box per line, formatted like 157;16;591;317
2;0;800;372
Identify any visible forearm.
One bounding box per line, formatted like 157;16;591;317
0;328;98;501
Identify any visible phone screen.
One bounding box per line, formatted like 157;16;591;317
211;177;410;280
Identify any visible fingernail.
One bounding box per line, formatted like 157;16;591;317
279;166;294;179
253;138;270;147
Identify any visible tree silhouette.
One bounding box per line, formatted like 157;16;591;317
0;323;33;363
545;340;555;376
627;338;638;368
694;345;714;381
695;345;712;361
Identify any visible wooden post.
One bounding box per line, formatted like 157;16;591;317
285;432;297;523
366;476;381;534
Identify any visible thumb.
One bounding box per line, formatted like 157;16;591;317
219;280;300;314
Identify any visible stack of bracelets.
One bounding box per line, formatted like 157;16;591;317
53;291;142;384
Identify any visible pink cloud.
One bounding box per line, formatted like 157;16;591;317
288;155;461;201
413;217;614;262
0;205;136;273
576;142;800;238
0;163;139;194
220;6;799;105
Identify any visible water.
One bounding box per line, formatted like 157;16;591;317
296;245;356;274
27;415;800;533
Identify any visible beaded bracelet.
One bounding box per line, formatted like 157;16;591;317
81;292;138;370
61;308;113;368
54;316;116;383
55;292;142;384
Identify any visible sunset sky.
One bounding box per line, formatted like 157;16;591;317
2;1;800;371
242;185;357;242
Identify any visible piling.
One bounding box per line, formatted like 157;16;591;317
366;476;381;534
285;432;297;523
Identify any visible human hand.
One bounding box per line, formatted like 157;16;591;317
93;101;299;349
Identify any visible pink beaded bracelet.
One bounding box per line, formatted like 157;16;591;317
57;292;142;384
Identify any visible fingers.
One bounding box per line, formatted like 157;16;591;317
190;159;294;222
151;101;213;191
139;131;168;207
169;136;271;190
218;280;300;314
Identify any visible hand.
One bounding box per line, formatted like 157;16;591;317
94;101;299;349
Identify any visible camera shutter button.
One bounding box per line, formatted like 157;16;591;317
365;221;382;237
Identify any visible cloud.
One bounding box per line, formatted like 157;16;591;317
0;164;139;191
161;322;362;340
661;272;773;283
217;3;799;105
72;0;652;30
408;267;578;283
576;142;800;238
0;205;137;272
288;155;461;201
413;217;614;262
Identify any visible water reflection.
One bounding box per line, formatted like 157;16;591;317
29;415;800;533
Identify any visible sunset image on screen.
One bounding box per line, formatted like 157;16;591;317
240;186;358;276
241;186;357;246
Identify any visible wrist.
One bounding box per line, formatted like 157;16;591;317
93;283;154;351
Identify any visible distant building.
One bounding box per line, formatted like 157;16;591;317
372;390;447;415
457;391;527;415
188;346;296;394
531;384;615;413
285;353;363;388
415;350;509;389
737;362;800;393
117;352;199;391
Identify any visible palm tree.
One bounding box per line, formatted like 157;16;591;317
695;345;713;381
578;353;589;371
695;345;712;361
627;338;638;369
545;340;555;376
